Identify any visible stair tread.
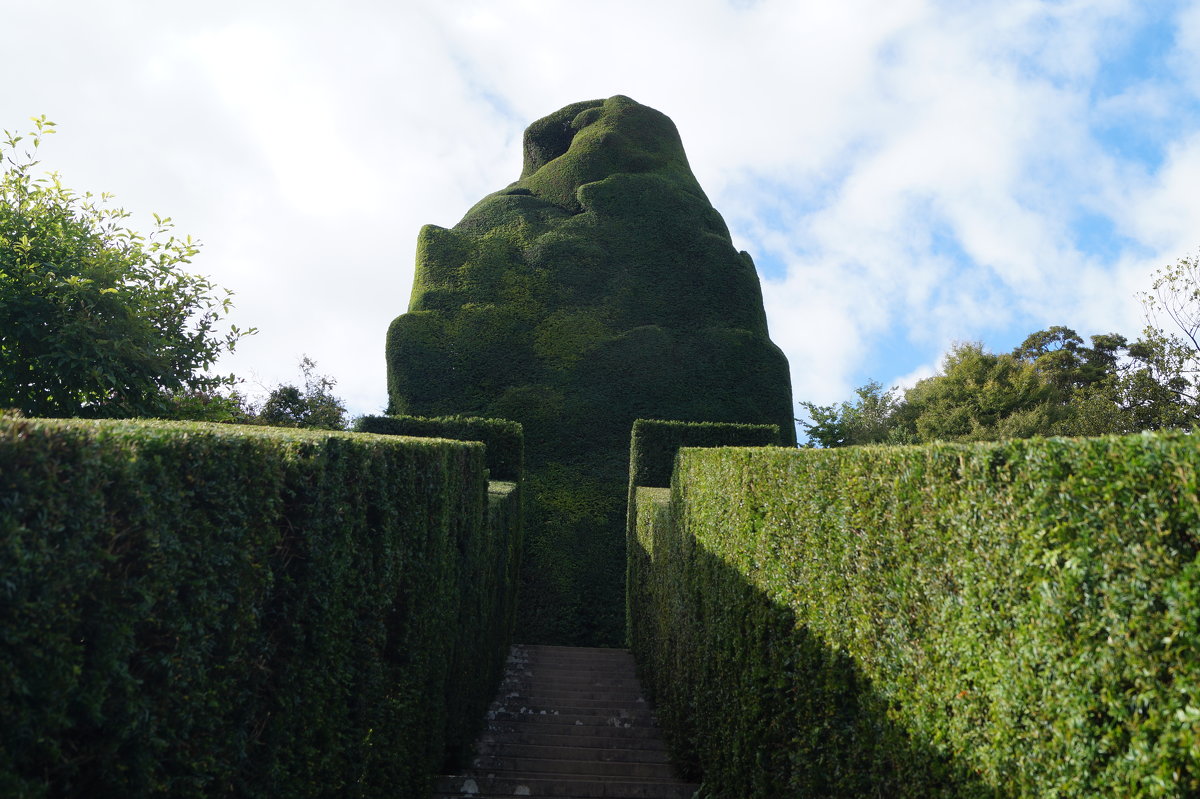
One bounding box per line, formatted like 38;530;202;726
437;644;695;797
477;742;672;762
434;773;700;798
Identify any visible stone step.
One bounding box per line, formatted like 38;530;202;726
435;645;697;799
469;753;678;780
513;649;639;669
475;740;672;764
504;679;642;693
492;697;649;712
520;643;638;652
483;714;656;731
502;671;646;686
478;725;670;746
492;691;648;710
508;666;639;678
432;773;698;798
513;656;638;669
486;706;651;719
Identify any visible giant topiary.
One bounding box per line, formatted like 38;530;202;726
386;95;795;645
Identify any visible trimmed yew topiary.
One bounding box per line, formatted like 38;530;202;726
386;95;795;645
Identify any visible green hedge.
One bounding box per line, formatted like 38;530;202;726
0;417;521;798
354;414;523;481
627;418;780;488
630;434;1200;797
625;418;780;649
386;96;797;646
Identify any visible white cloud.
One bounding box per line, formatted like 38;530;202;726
2;0;1195;420
1119;133;1200;253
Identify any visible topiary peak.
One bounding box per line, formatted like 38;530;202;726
387;95;794;645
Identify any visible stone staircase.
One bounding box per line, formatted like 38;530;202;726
433;644;699;799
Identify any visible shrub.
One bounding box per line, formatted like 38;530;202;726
625;418;781;649
353;414;523;481
0;417;520;798
630;434;1200;797
385;96;795;645
0;118;252;418
627;418;781;489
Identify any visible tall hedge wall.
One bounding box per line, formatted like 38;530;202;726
386;95;795;645
0;417;521;798
627;418;781;489
625;418;779;649
630;434;1200;797
353;414;523;482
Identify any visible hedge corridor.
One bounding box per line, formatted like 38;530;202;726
629;432;1200;798
0;416;521;798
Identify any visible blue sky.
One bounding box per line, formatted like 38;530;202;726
4;1;1200;434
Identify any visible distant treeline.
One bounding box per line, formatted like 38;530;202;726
801;255;1200;447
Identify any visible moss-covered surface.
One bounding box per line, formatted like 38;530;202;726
387;95;795;645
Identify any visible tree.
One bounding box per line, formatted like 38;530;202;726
798;380;907;447
798;317;1200;448
1130;253;1200;405
890;342;1058;442
159;388;253;423
253;356;347;430
0;117;253;418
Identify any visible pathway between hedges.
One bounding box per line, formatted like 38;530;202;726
433;644;698;799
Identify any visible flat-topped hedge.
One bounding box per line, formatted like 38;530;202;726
625;418;780;649
627;418;780;489
0;417;521;798
629;433;1200;797
354;414;523;481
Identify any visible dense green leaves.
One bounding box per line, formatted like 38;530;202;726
801;316;1200;446
799;379;907;447
354;413;523;481
627;418;781;488
0;418;521;798
253;357;347;430
629;436;1200;797
386;96;794;645
0;118;253;418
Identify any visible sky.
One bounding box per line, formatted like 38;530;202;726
4;1;1200;434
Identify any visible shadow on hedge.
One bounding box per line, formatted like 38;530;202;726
634;533;1004;799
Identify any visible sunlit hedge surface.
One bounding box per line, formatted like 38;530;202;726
625;418;780;648
627;418;781;489
630;434;1200;798
0;417;521;798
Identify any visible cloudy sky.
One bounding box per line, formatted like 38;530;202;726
5;1;1200;432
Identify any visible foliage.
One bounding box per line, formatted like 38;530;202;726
386;96;795;645
253;356;347;430
799;380;908;447
0;118;253;418
899;341;1060;441
627;418;781;489
630;436;1200;798
0;416;520;798
1139;251;1200;403
354;413;524;481
159;388;253;423
625;418;781;650
800;320;1200;447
